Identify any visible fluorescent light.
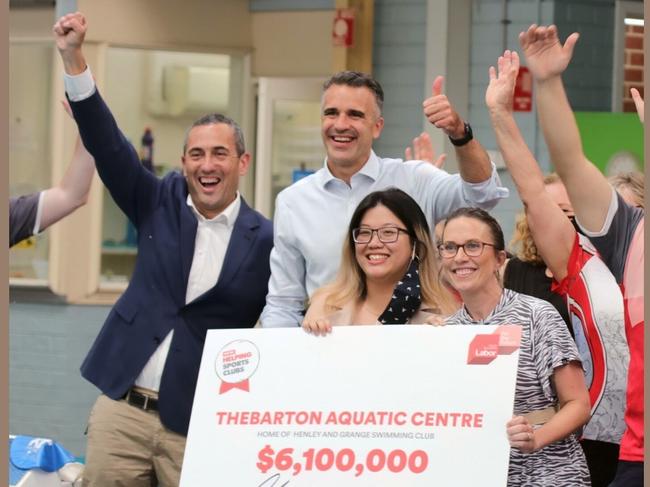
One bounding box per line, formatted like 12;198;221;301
624;18;644;27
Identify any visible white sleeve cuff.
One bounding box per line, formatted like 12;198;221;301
33;191;44;235
64;66;96;101
576;186;618;237
462;162;510;202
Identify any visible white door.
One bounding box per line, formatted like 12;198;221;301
254;77;326;218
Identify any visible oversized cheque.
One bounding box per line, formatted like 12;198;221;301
180;325;521;486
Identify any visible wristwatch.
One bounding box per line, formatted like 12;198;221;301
448;122;473;147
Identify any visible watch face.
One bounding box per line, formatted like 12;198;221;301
449;123;472;146
606;150;640;176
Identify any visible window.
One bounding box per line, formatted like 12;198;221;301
9;41;251;302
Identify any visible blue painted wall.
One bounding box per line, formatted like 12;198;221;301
372;0;428;159
10;299;108;457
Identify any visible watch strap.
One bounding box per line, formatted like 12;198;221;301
448;122;473;147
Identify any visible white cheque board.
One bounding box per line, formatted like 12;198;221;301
180;325;521;486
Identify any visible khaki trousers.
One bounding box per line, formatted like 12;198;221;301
82;394;186;487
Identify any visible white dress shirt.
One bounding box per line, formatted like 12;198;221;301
134;194;241;391
260;151;509;328
65;66;243;391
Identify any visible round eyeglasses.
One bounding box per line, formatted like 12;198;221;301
352;226;409;244
438;240;495;258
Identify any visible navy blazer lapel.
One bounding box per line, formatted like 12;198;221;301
215;199;260;288
179;199;198;290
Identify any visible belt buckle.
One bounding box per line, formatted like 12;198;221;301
141;394;149;410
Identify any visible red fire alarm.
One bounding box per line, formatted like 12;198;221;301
333;8;355;48
514;66;533;112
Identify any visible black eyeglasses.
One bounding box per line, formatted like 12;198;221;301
438;240;495;258
352;226;409;244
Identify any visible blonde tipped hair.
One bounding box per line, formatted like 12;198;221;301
309;189;457;317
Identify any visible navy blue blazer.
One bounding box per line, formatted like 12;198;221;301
71;90;273;435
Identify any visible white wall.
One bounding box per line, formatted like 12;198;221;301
252;10;333;76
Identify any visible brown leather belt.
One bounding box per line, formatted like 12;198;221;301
124;388;159;412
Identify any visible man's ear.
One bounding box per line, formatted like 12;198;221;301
373;116;385;139
238;152;251;176
181;156;187;177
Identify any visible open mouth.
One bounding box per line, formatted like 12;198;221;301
452;267;477;277
328;132;357;146
331;135;354;143
199;176;221;189
366;253;389;264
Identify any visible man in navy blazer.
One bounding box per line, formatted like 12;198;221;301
54;13;273;486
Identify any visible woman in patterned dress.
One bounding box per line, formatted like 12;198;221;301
440;206;591;486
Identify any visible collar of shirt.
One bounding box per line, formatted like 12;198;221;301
317;150;380;189
186;192;241;228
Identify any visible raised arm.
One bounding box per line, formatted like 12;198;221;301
52;12;87;75
40;101;95;231
53;12;159;225
423;76;492;183
485;50;574;280
520;24;612;233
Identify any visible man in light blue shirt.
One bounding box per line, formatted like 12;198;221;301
261;71;508;328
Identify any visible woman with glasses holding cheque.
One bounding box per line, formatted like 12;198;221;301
440;206;591;486
302;188;456;334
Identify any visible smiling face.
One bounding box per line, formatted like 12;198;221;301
440;216;505;297
321;84;384;177
354;204;412;285
182;123;250;219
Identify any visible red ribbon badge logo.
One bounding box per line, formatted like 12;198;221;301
467;325;522;365
215;340;260;394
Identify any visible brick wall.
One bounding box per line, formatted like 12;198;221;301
622;24;644;112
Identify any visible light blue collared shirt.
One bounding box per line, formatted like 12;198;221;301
261;151;509;328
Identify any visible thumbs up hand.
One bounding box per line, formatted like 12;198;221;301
422;76;465;139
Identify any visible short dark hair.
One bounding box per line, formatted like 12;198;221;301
183;113;245;156
323;71;384;113
442;207;505;252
